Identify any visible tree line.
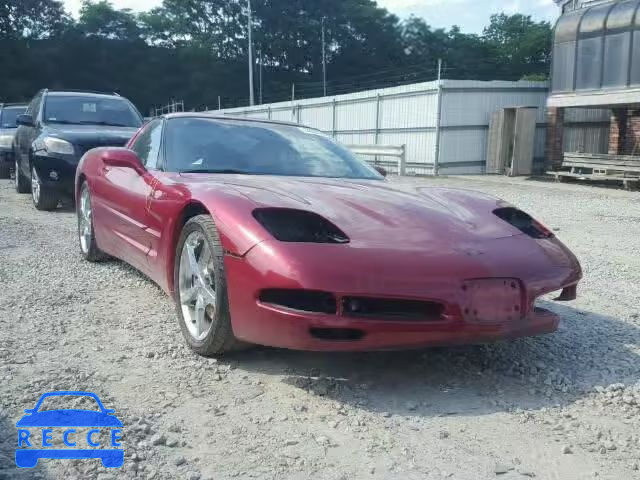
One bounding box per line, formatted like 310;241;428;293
0;0;554;114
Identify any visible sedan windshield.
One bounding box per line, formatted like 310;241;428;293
44;95;142;128
166;117;383;180
0;106;26;128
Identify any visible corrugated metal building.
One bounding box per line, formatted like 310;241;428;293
216;79;609;175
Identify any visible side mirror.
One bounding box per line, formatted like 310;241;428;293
101;148;145;175
16;114;34;127
374;165;388;177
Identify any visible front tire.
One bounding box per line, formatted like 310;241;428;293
31;166;58;211
77;181;107;262
174;215;242;356
15;157;30;193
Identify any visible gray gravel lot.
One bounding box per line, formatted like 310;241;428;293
0;175;639;480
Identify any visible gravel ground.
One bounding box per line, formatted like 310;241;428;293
0;175;639;480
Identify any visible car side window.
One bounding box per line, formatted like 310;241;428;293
130;119;163;169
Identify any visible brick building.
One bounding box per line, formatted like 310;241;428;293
547;0;640;170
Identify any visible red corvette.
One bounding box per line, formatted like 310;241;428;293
75;114;582;356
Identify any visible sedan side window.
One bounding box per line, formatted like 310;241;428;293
131;119;163;169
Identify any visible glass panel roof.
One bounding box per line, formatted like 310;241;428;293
555;10;583;43
607;0;639;31
579;3;615;35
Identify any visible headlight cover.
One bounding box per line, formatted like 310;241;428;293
43;137;75;155
493;207;553;239
0;135;13;148
253;208;350;243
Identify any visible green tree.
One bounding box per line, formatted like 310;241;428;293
0;0;70;39
483;13;552;79
140;0;245;57
78;0;142;41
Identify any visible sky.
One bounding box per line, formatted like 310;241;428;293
62;0;560;34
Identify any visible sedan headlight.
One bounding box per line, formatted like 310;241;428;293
253;208;350;243
43;137;75;155
0;135;13;148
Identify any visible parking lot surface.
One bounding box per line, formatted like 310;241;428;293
1;175;639;480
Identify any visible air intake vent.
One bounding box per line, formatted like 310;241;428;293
259;289;337;314
342;297;444;321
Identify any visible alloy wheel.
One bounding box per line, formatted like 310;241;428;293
31;167;41;205
178;231;217;341
79;185;92;254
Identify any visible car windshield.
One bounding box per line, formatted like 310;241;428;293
165;117;383;179
0;106;25;128
37;395;101;412
43;95;142;128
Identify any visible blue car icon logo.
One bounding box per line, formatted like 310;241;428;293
15;391;123;468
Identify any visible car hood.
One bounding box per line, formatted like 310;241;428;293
44;124;138;146
181;174;522;248
16;410;123;428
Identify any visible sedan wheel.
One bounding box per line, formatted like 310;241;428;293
30;166;58;211
15;158;30;194
31;167;41;204
174;215;242;356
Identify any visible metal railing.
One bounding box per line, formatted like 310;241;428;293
347;144;407;176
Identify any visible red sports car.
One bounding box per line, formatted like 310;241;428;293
75;114;582;356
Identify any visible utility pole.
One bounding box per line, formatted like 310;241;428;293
437;58;442;81
291;83;295;102
218;96;221;110
259;50;263;105
322;17;327;97
247;0;255;106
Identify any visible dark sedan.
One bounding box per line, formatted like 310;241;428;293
0;103;27;178
14;89;142;210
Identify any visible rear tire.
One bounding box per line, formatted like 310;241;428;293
77;181;108;262
15;157;29;193
174;214;245;356
31;166;58;211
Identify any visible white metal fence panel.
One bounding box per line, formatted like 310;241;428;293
335;99;377;131
379;91;438;129
299;103;333;131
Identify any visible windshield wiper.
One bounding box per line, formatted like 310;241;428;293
47;120;82;125
77;121;133;127
180;169;254;175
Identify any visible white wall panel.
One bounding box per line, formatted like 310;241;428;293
379;93;438;129
439;129;488;165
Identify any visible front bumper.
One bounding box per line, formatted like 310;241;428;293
31;154;80;196
224;236;582;351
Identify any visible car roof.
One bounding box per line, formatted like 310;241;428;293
163;112;302;129
47;91;124;100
